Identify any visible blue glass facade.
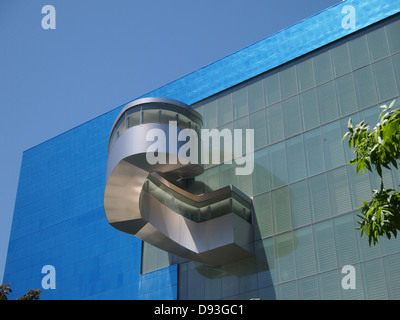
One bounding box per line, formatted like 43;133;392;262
4;0;400;300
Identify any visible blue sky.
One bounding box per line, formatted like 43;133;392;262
0;0;340;283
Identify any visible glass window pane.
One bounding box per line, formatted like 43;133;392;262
353;65;378;110
361;259;388;300
283;96;302;138
330;42;351;77
296;58;315;92
290;180;311;228
300;89;320;130
313;220;337;273
232;85;248;120
367;26;390;62
280;65;298;99
286;135;306;183
392;53;400;94
373;57;398;102
203;166;219;192
386;18;400;54
217;93;233;126
335;73;357;116
248;78;265;112
264;71;281;106
274;232;295;283
294;226;317;278
313;49;333;85
277;281;297;300
333;214;359;267
219;162;235;187
202;100;217;128
297;275;319;300
126;109;141;127
266;103;284;144
143;109;159;124
318;270;341;300
327;166;352;216
249;109;267;150
269;142;287;189
317;81;339;124
253;148;271;195
383;254;400;299
272;187;292;233
253;192;273;239
322;121;346;170
347;165;372;211
349;35;371;70
308;173;331;222
304;128;325;176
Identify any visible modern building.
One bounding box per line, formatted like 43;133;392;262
4;0;400;300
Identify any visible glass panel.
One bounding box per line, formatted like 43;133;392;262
353;65;378;110
143;109;159;124
277;281;297;300
373;57;398;102
279;64;298;99
282;96;302;138
264;71;281;106
333;214;359;267
253;192;273;239
386;18;400;54
274;232;296;283
392;53;400;94
217;93;233;126
313;49;333;85
322;121;346;170
285;135;306;183
253;148;271;195
304;127;325;176
330;42;351;77
340;112;360;163
269;142;287;189
327;166;352;216
318;270;341;300
296;58;315;92
219;161;235;187
317;81;339;124
202;99;217;129
361;259;388;300
249;109;267;150
294;226;316;278
298;275;319;300
272;186;291;234
349;35;371;70
232;85;248;120
309;173;331;222
248;78;265;112
290;179;311;228
335;73;357;116
300;88;319;130
313;220;337;273
266;103;284;145
233;116;249;156
383;254;400;299
347;165;372;211
126;109;141;127
367;26;389;62
203;166;219;192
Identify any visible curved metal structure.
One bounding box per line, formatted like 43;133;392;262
104;97;254;266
